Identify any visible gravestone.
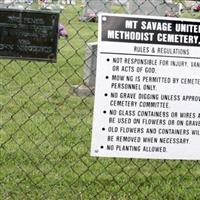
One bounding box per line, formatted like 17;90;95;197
113;0;128;5
127;0;180;16
3;0;13;3
66;0;76;5
81;0;111;21
112;0;129;14
1;0;24;8
183;1;200;10
73;42;97;96
83;42;97;88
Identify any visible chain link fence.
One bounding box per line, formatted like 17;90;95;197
1;0;200;199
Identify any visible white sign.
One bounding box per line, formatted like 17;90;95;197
91;13;200;160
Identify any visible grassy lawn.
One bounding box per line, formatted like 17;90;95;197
0;2;200;199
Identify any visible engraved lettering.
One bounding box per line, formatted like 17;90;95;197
8;16;21;23
0;44;14;51
17;45;52;53
23;17;45;25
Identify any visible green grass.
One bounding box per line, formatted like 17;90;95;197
1;2;200;200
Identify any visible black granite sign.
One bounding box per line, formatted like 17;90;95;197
0;9;59;62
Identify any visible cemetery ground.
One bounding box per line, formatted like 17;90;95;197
1;3;200;200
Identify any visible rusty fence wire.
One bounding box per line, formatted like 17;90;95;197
1;0;200;199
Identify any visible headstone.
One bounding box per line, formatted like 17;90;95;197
3;0;13;3
183;1;200;10
165;0;172;3
113;0;128;5
41;3;64;11
73;42;97;96
66;0;76;5
127;0;180;16
83;42;97;87
81;0;111;21
112;0;129;14
1;0;24;8
16;0;26;2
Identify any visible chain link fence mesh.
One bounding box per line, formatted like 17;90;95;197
0;0;200;199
